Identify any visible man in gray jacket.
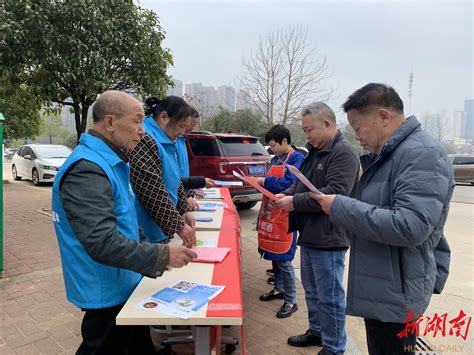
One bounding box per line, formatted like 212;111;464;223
312;83;454;355
275;102;360;355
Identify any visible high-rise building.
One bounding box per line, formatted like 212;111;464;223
236;90;258;111
464;99;474;142
184;83;219;117
217;86;236;111
166;79;183;97
452;110;466;139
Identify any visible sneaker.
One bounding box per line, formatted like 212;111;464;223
276;302;298;318
267;276;275;285
259;289;284;301
287;329;322;347
266;268;274;275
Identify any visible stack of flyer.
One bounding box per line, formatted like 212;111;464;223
136;280;224;319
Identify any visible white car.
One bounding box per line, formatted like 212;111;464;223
12;144;72;185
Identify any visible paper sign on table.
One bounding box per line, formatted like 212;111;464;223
136;280;224;319
195;189;224;200
197;203;217;212
195;216;213;222
198;202;228;209
232;170;278;201
195;239;217;248
192;247;231;263
283;163;324;195
213;180;243;187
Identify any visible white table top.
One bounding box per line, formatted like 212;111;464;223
116;230;242;326
192;209;223;231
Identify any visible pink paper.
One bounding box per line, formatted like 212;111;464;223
192;247;231;263
232;170;278;201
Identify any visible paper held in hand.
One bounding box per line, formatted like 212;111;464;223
232;170;279;201
213;180;243;187
283;163;324;195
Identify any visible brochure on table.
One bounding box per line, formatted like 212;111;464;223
197;202;228;211
192;247;231;263
195;188;223;200
136;280;225;319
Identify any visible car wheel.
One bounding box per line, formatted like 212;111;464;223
12;165;22;181
32;168;40;186
234;201;257;210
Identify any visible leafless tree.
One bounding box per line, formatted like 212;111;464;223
421;111;450;142
239;26;334;126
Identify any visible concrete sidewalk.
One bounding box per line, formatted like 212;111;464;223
1;179;472;354
0;182;320;354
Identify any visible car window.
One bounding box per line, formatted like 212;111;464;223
17;146;25;157
456;157;474;165
295;147;308;157
23;147;33;157
189;138;220;156
217;137;269;157
34;146;72;159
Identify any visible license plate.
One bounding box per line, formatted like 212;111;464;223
248;165;266;175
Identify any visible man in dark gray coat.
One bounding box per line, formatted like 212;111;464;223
311;83;454;355
275;102;360;355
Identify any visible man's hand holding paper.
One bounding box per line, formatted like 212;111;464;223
274;195;295;212
309;193;336;215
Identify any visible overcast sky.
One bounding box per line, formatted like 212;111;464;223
138;0;473;122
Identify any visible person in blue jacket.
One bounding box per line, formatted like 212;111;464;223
52;91;197;354
256;124;305;318
128;96;197;246
175;107;215;210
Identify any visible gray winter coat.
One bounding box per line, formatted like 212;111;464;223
331;116;454;323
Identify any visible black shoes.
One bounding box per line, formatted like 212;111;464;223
276;302;298;318
267;276;275;285
317;349;333;355
266;268;274;275
288;329;323;347
259;289;284;301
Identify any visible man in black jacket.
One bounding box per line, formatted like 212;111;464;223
275;102;359;355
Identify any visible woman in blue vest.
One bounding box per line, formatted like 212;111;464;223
175;107;216;210
128;96;196;247
52;91;197;354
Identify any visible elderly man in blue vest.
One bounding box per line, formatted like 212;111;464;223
52;90;197;355
311;83;454;355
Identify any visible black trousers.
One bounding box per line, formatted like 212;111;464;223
76;303;156;355
364;318;417;355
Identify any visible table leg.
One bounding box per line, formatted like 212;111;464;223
193;326;211;355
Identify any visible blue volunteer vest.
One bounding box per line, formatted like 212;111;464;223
52;133;142;309
134;115;182;242
176;135;190;178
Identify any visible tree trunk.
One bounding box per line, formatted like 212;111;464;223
73;101;90;143
73;102;82;143
81;104;89;134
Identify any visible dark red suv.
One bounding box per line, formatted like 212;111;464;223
185;132;271;209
